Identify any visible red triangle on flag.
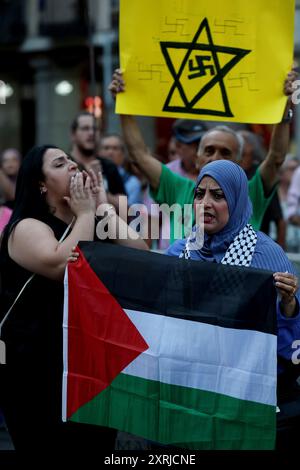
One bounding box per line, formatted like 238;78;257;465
66;248;149;418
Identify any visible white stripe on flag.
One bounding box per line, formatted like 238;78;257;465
123;309;277;406
62;267;69;422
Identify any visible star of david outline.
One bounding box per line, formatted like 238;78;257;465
160;18;251;117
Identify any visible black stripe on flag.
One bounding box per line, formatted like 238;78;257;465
78;242;277;335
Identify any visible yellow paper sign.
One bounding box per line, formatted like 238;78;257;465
117;0;295;123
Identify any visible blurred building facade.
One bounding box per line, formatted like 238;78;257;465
0;0;155;155
0;0;299;157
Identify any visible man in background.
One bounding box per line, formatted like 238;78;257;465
70;111;126;210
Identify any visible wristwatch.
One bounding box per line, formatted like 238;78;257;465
282;108;293;123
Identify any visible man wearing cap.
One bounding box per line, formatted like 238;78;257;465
109;68;297;243
166;120;207;181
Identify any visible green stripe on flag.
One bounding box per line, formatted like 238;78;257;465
69;373;276;450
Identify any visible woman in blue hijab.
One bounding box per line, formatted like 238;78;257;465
168;160;299;310
168;160;300;449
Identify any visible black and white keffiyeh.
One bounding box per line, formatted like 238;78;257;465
181;224;257;267
220;224;257;266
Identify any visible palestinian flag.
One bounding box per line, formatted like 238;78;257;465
62;242;277;450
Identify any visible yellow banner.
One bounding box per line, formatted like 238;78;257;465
117;0;295;123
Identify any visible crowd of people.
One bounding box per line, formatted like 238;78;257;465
1;66;300;453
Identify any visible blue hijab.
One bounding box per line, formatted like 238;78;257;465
188;160;253;262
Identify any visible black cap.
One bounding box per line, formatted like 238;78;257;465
172;119;207;144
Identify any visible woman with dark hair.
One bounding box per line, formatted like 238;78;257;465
0;145;147;453
167;159;300;449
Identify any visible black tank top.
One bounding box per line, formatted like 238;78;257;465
0;214;69;369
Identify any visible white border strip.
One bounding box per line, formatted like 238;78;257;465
62;266;69;422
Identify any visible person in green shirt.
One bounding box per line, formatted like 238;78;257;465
152;152;268;242
109;69;297;243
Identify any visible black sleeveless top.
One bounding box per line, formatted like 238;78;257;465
0;215;118;450
0;214;69;370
